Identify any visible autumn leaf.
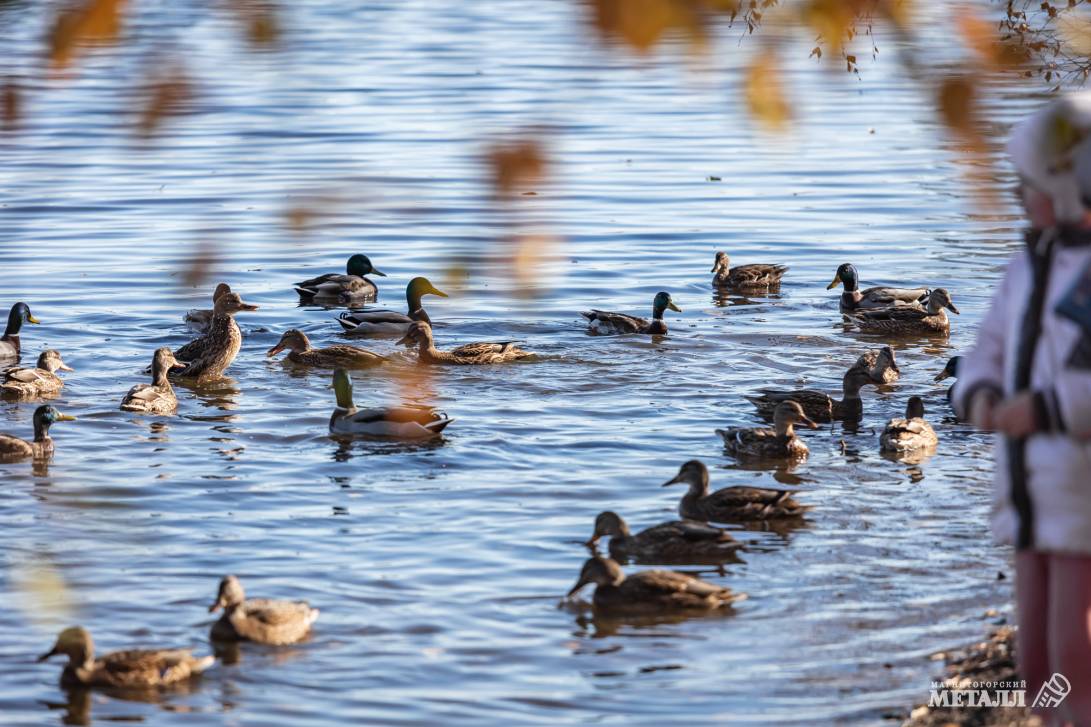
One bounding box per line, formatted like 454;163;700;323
584;0;740;54
2;79;19;132
485;138;547;196
48;0;127;70
136;64;192;138
745;50;791;131
937;75;978;140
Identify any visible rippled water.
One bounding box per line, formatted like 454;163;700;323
0;2;1045;724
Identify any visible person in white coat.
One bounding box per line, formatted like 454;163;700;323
954;93;1091;724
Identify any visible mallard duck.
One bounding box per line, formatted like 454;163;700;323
716;400;817;460
566;556;745;615
711;251;788;290
337;276;448;336
208;575;319;645
172;292;259;380
0;302;39;358
1;350;73;398
934;355;961;383
880;396;939;452
581;291;681;335
121;348;185;415
855;345;900;385
183;283;231;332
329;368;452;438
38;627;214;689
294;254;386;303
586;511;743;564
848;288;960;336
267;329;384;368
661;460;808;522
397;321;531;365
827;263;929;313
746;364;876;423
0;405;75;460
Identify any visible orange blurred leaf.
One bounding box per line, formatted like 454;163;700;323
585;0;739;53
744;50;791;131
230;0;282;48
48;0;127;69
485;138;547;196
136;65;192;138
2;79;19;132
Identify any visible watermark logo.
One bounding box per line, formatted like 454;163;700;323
1032;673;1072;709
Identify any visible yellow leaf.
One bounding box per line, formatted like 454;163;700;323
745;50;791;131
48;0;127;70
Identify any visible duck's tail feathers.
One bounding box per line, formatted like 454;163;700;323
294;287;317;298
427;417;454;434
191;655;216;674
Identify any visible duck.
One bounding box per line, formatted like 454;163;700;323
566;556;745;615
267;329;385;368
1;350;73;399
329;368;452;438
121;348;186;415
38;627;214;689
855;345;900;384
208;575;320;645
172;291;259;380
0;302;39;358
847;288;960;336
183;283;232;332
716;400;817;460
581;291;682;335
746;364;876;423
586;511;743;564
880;396;939;452
0;405;75;460
337;276;448;336
661;460;809;522
397;321;532;365
935;355;961;384
827;263;929;313
711;251;788;290
294;254;386;303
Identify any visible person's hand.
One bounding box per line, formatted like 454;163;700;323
991;391;1039;438
969;389;999;430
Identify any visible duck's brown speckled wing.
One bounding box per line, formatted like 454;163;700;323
880;417;937;451
706;486;807;519
727;263;789;288
446;341;530;363
746;389;833;421
228;599;316;645
622;570;735;608
644;520;733;543
95;648;211;688
858;286;929;308
580;310;649;334
0;433;33;457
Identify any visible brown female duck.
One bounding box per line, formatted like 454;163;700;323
855;345;900;384
397;321;532;365
1;350;73;398
586;511;743;564
716;400;817;460
746;364;876;423
121;348;185;415
661;460;809;522
566;556;745;615
0;302;39;358
184;283;231;332
880;396;939;453
847;288;960;336
173;291;259;380
38;627;214;689
267;329;384;368
0;405;75;460
209;575;320;645
711;251;788;290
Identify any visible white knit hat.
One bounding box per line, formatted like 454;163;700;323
1008;91;1091;223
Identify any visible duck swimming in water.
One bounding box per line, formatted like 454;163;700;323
716;400;817;460
661;460;809;522
0;404;75;460
397;321;532;365
827;263;929;313
294;254;386;303
328;368;452;438
172;291;259;381
209;575;320;645
337;276;448;336
746;364;876;423
880;396;939;453
1;350;73;399
711;251;788;290
38;627;214;689
267;329;385;368
184;283;232;333
566;556;746;615
581;291;681;335
121;348;186;415
586;511;743;564
0;302;39;358
847;288;960;336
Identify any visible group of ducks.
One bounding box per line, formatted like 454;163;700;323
0;250;967;690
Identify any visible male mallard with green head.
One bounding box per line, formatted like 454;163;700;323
847;288;960;336
746;364;877;423
0;405;75;460
173;291;259;381
716;400;817;460
0;302;39;358
586;511;743;564
184;283;232;332
662;460;809;522
855;345;900;384
397;321;532;365
582;291;681;335
38;627;214;689
711;251;788;290
1;350;73;399
267;329;385;368
338;276;448;336
121;348;186;415
328;368;452;438
295;254;386;303
880;396;939;453
566;556;746;615
827;263;929;313
209;575;320;645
